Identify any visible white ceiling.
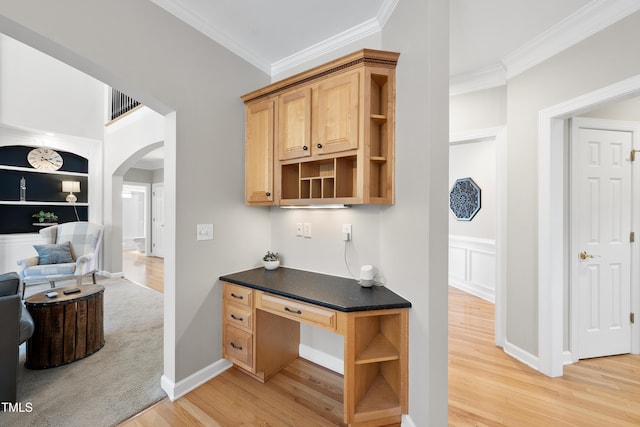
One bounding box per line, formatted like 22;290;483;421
151;0;617;80
449;0;592;77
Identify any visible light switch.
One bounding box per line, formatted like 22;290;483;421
296;222;304;237
197;224;214;241
303;222;312;238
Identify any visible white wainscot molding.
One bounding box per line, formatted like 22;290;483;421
448;235;496;303
0;233;40;274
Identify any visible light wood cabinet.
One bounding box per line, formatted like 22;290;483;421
278;87;311;160
242;49;399;206
244;99;275;205
221;280;409;426
314;70;360;156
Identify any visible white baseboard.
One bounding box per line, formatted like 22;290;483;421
563;350;574;365
161;358;233;401
99;270;124;279
299;343;344;375
503;339;539;371
449;235;496;303
402;414;416;427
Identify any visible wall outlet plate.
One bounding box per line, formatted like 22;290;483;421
296;222;303;236
342;224;352;241
303;222;312;238
197;224;214;240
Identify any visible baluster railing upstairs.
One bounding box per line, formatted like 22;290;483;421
110;88;141;121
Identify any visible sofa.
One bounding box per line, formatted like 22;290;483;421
0;272;35;403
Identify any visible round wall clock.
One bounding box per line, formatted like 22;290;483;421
27;147;63;171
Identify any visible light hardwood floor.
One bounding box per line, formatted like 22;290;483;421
122;249;164;293
119;258;640;426
448;286;640;426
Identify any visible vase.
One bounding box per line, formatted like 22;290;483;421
263;260;280;270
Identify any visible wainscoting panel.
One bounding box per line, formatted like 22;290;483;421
449;235;496;302
0;233;41;273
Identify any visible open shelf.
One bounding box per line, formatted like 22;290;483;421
280;156;356;202
353;369;401;421
355;333;399;364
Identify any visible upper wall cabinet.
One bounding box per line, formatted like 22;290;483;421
245;99;275;205
242;49;399;206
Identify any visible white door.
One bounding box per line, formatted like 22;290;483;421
151;183;164;258
572;120;632;359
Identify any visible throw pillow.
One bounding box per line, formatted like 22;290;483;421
34;241;74;265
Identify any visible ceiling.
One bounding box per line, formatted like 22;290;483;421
138;0;639;167
151;0;600;79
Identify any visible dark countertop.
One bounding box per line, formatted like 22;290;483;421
219;267;411;312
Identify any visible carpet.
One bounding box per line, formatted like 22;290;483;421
3;278;165;427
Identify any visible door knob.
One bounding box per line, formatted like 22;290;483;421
579;251;596;260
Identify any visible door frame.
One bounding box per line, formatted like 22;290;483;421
538;74;640;377
151;182;165;258
569;117;640;363
449;126;507;347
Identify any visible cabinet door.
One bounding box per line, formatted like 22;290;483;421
245;99;274;204
314;71;360;155
278;87;311;160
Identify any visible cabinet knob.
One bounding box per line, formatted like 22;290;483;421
303;145;308;151
317;143;323;149
266;191;271;197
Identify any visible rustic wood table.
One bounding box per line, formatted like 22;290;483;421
25;284;105;369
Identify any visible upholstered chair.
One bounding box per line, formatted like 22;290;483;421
0;272;34;403
17;222;104;297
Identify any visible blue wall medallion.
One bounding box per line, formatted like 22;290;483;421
449;177;481;221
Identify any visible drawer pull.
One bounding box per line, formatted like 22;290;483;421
230;293;244;300
230;342;243;351
284;307;302;315
230;314;244;321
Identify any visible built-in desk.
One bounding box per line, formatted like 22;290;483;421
220;267;411;427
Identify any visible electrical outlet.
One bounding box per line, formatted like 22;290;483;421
197;224;214;241
296;222;303;237
303;222;312;238
342;224;352;241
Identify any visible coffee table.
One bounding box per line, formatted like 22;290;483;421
25;284;105;369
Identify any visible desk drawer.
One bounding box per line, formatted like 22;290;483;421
258;292;336;331
224;324;253;368
223;282;253;308
224;303;253;332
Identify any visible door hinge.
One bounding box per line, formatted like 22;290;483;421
632;149;640;161
631;231;635;243
631;313;635;324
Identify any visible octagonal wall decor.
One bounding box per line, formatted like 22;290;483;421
449;177;481;221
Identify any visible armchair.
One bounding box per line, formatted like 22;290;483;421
0;272;34;403
18;222;104;297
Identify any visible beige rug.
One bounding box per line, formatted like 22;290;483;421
4;277;165;427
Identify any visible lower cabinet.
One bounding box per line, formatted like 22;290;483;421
221;281;409;426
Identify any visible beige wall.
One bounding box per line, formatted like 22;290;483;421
505;10;640;355
449;140;496;240
450;86;506;133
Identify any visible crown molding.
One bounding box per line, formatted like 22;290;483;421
150;0;272;74
449;64;506;96
450;0;640;96
377;0;400;28
152;0;398;78
272;0;398;76
270;18;381;77
503;0;640;79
